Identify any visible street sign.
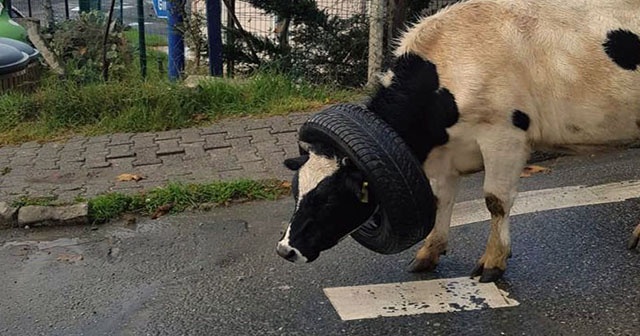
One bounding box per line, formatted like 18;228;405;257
152;0;168;18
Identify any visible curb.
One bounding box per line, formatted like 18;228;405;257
0;202;88;229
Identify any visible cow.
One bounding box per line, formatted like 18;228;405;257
276;0;640;283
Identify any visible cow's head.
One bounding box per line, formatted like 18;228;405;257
276;142;378;263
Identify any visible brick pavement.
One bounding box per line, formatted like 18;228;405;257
0;112;313;203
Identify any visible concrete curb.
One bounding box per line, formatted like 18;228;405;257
1;202;88;229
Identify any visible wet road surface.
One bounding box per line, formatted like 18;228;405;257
1;149;640;335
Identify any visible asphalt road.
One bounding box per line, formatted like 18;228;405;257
1;149;640;335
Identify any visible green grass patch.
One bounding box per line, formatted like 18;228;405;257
124;29;168;47
0;71;360;145
88;179;290;223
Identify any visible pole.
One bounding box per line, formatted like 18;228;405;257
103;0;117;81
136;0;147;78
367;0;386;87
27;0;32;17
6;0;11;17
167;0;184;81
64;0;69;19
119;0;123;24
205;0;222;76
225;0;234;76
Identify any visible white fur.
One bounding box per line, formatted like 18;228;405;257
296;152;340;208
402;0;640;274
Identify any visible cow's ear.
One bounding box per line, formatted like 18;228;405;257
284;155;309;171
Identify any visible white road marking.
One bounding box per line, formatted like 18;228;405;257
452;180;640;227
324;277;519;321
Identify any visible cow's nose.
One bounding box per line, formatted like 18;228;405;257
276;243;298;262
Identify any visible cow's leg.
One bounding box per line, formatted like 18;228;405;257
409;149;460;272
472;126;529;282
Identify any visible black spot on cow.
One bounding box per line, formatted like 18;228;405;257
368;53;459;163
485;194;505;217
603;29;640;71
636;119;640;129
511;110;530;131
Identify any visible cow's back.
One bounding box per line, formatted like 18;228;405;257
396;0;640;150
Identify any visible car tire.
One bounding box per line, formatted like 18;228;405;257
299;103;436;254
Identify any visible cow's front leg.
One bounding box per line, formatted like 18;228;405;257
409;149;460;272
472;126;529;282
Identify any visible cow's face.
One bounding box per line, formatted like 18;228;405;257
276;144;377;263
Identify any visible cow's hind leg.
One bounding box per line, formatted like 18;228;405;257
472;126;530;282
409;148;460;272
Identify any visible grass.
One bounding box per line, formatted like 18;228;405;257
12;179;291;224
123;30;168;47
0;71;360;145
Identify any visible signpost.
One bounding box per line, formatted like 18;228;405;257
152;0;168;19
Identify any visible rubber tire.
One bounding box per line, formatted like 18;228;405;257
299;103;436;254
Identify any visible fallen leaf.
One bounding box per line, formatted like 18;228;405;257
151;202;175;219
520;165;550;178
117;173;144;182
57;253;83;263
281;180;292;189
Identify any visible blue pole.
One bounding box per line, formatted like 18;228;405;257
205;0;222;76
167;0;184;81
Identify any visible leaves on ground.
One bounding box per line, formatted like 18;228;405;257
520;165;550;178
117;173;144;182
151;202;175;219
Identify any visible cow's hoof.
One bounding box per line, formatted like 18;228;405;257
628;224;640;249
470;264;504;283
408;257;438;273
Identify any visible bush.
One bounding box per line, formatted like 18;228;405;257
50;11;132;83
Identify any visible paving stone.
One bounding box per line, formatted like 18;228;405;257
179;129;205;144
235;149;261;163
204;133;230;150
224;122;249;139
34;159;59;170
218;169;247;180
183;143;207;160
240;161;267;173
86;135;111;144
62;140;87;152
227;137;252;150
18;203;88;226
110;133;134;145
269;116;297;134
288;113;312;126
254;141;283;155
56;191;83;202
243;118;273;131
85;160;111;169
200;124;226;135
248;128;277;144
59;151;86;162
156;130;180;141
133;147;162;166
11;156;35;167
86;142;108;153
19;141;41;149
0;146;17;156
58;161;85;171
274;133;297;146
15;147;39;157
160;153;186;166
106;144;135;159
156;139;185;156
110;157;136;171
132;134;157;148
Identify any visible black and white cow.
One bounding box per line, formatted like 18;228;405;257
277;0;640;282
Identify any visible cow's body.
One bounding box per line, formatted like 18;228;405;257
277;0;640;282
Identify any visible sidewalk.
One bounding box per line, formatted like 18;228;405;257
0;112;313;203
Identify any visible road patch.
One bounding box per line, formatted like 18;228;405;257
323;277;519;321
